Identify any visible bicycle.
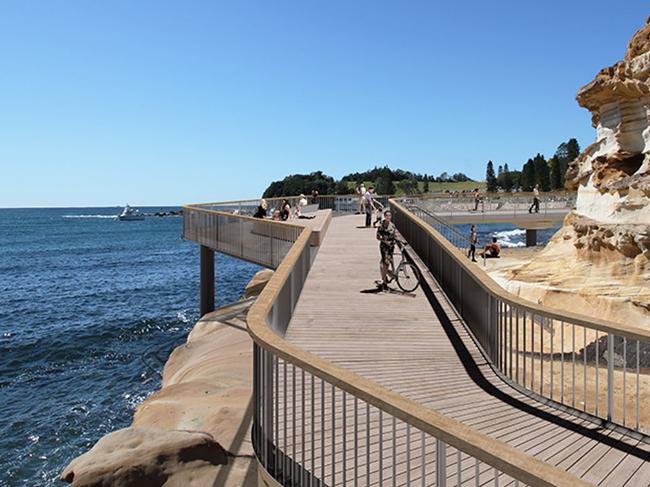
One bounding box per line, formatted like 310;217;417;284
382;240;422;293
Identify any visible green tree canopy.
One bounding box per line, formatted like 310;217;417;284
485;160;497;192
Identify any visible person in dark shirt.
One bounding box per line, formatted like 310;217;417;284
376;209;397;291
253;199;268;218
279;199;291;221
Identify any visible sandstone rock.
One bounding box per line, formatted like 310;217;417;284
243;269;274;298
62;303;258;487
500;18;650;328
60;428;227;487
568;17;650;225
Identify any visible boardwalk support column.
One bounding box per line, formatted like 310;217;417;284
525;228;537;247
200;245;215;316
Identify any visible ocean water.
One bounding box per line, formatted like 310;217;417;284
453;223;561;248
0;207;260;486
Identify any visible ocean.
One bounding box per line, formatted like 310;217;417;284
0;208;560;486
0;207;260;486
453;222;561;249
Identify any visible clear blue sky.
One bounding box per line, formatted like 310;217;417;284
1;1;647;207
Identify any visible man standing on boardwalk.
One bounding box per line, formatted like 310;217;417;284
468;224;478;262
364;186;375;227
376;209;396;291
529;184;540;213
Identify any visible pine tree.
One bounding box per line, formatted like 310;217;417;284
486;160;497;192
520;159;535;191
549;156;562;190
533;154;550;191
498;165;503;177
423;178;429;193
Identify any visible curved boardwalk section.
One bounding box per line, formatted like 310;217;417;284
284;214;650;486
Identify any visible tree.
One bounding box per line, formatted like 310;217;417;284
549;156;562;190
555;138;581;187
498;165;503;177
520;159;535;191
397;178;420;195
375;175;396;195
503;163;510;173
485;160;497;192
423;178;430;193
334;181;352;194
533;153;550;191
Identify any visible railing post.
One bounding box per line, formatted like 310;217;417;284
436;438;446;487
607;333;615;422
200;245;215;316
263;350;274;469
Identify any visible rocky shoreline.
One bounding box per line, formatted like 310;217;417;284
60;270;273;487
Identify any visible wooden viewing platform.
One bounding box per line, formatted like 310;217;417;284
281;214;650;486
183;197;650;487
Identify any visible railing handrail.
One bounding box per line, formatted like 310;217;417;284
181;204;592;487
391;198;650;343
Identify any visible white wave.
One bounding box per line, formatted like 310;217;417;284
500;240;526;248
494;229;525;238
493;228;526;248
62;214;117;219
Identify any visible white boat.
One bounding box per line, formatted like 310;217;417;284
118;204;145;221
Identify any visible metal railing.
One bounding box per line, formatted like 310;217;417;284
190;194;391;217
183;204;302;268
391;199;650;436
409;193;576;220
183;200;589;486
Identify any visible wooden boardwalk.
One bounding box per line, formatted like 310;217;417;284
282;214;650;486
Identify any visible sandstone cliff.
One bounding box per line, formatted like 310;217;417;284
499;18;650;327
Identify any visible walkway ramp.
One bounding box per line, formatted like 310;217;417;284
284;214;650;486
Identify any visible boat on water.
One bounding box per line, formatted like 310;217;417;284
118;204;145;221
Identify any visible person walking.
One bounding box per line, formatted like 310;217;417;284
468;224;478;262
364;187;374;227
473;190;481;211
529;184;540;213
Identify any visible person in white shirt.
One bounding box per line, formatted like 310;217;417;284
295;194;308;217
364;187;375;227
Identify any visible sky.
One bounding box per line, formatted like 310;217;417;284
0;1;648;207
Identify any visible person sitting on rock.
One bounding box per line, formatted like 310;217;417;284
479;236;501;258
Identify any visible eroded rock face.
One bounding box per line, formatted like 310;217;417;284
60;428;227;487
568;16;650;224
504;18;650;326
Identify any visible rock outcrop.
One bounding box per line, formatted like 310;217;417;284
60;428;227;487
61;269;274;487
499;18;650;326
567;16;650;225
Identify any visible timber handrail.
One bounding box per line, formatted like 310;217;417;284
390;198;650;342
231;209;591;486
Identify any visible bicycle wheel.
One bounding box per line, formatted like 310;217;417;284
396;262;421;293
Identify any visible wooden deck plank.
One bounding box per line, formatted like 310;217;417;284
281;214;650;486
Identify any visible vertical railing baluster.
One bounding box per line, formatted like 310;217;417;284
623;337;627;426
436;439;447;487
421;431;426;487
607;333;614;422
331;384;336;486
